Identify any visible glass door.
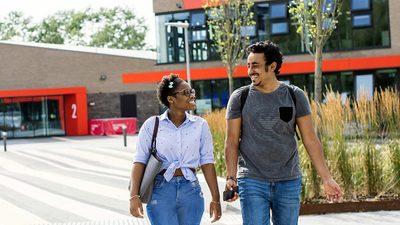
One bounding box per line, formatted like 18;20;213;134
0;96;66;138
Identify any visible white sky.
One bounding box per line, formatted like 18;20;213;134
0;0;156;48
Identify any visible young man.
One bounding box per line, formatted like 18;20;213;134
224;40;342;225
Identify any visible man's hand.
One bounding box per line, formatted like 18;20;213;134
323;178;343;203
225;178;239;202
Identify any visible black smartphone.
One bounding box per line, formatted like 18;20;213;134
223;186;239;201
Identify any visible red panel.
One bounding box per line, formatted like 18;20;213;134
122;55;400;83
183;0;205;9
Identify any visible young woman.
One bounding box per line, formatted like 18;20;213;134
129;74;221;225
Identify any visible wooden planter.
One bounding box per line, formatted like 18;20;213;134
300;199;400;215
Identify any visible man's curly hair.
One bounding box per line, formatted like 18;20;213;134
157;74;183;107
246;40;283;75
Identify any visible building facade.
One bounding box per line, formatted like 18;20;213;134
125;0;399;113
0;41;158;138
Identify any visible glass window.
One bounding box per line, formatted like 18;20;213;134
211;79;229;109
191;12;205;27
375;69;397;90
352;0;370;11
292;75;307;91
323;74;340;93
241;26;257;37
355;74;373;100
340;71;354;97
271;22;288;35
156;14;173;63
256;3;269;41
352;14;372;27
270;3;287;19
192;30;207;41
192;42;208;61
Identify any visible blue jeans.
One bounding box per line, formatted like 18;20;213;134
147;175;204;225
238;177;302;225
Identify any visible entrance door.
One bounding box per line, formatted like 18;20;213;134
120;94;137;118
0;96;66;138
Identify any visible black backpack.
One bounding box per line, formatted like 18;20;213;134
239;84;300;140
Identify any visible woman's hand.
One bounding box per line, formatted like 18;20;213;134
129;196;144;218
209;201;222;223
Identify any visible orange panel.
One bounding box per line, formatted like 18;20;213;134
122;55;400;83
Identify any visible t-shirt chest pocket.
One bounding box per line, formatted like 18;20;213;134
272;106;294;135
279;107;293;122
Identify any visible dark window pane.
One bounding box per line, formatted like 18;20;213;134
353;28;373;48
323;74;340;93
351;0;370;11
375;69;397;90
340;72;354;96
256;3;269;40
211;79;229;109
270;3;286;19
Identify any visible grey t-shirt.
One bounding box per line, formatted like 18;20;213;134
226;82;311;181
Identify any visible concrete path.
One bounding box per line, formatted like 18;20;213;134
0;136;398;225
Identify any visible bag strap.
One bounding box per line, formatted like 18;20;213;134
150;116;159;155
287;85;300;140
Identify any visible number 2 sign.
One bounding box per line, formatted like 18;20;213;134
71;104;77;119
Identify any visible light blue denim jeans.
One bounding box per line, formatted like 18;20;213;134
147;175;204;225
238;177;302;225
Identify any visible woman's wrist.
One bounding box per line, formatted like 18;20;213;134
129;195;141;201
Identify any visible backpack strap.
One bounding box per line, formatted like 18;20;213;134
239;85;251;136
287;85;301;140
240;85;251;112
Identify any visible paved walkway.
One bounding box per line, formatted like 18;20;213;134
0;136;398;225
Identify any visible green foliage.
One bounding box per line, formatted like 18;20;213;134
289;0;342;54
88;7;147;49
0;7;149;50
0;11;33;41
203;0;255;94
289;0;343;103
30;12;68;44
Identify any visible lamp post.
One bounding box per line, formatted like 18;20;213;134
165;22;191;87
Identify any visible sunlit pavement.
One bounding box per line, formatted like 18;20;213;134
0;136;398;225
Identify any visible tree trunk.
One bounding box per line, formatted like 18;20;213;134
314;0;323;103
315;45;323;103
228;65;235;95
